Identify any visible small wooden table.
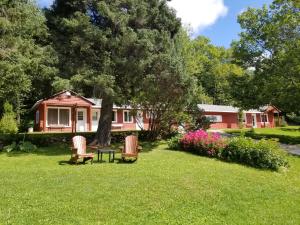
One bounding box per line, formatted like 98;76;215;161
97;149;116;163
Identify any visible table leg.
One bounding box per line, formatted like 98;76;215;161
98;151;100;162
109;152;111;163
113;151;115;162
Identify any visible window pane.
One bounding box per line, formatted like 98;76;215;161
92;111;98;121
262;114;268;122
36;111;39;124
77;111;84;121
112;111;117;122
124;111;132;122
205;115;222;122
48;109;58;126
60;109;70;126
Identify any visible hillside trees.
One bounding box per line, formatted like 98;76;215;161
0;0;57;122
180;32;244;105
231;0;300;112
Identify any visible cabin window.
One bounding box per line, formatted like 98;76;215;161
35;110;39;124
47;108;70;127
92;111;99;121
261;114;269;123
77;111;84;121
123;110;133;123
112;110;117;123
205;115;222;123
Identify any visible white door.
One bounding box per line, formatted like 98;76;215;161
92;109;100;131
136;111;144;130
76;108;87;132
252;114;257;128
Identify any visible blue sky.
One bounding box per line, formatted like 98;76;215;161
37;0;273;48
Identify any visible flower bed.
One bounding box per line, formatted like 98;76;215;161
180;130;226;157
168;129;289;171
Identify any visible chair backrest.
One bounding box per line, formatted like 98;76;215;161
72;136;86;155
124;135;138;154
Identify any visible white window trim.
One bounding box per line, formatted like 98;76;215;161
112;110;117;123
46;107;72;128
123;110;133;123
205;115;223;123
261;114;269;123
92;109;100;121
35;110;40;124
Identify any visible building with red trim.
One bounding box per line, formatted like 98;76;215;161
198;104;281;129
32;90;149;132
32;90;281;132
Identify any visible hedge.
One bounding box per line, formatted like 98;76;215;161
221;137;289;171
226;130;300;145
0;130;151;147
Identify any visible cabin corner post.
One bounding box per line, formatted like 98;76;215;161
87;106;92;132
43;102;47;132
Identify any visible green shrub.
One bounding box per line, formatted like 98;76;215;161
3;142;17;153
0;102;18;134
167;134;182;150
221;137;289;171
0;130;152;147
3;141;37;153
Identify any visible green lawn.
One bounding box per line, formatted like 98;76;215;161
1;143;300;225
225;126;300;144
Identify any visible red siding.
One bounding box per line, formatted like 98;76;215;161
204;112;239;129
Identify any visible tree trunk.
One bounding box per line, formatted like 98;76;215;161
93;95;113;146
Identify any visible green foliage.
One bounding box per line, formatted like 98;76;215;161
0;102;18;134
3;141;37;153
0;0;57;120
3;142;17;153
231;0;300;112
226;127;300;144
186;106;212;131
180;31;244;105
221;137;289;170
286;112;300;125
0;130;152;147
46;0;183;144
167;134;182;150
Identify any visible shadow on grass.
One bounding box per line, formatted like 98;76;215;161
280;127;300;132
3;141;159;161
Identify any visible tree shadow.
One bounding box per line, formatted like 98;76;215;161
280;127;300;132
115;158;138;164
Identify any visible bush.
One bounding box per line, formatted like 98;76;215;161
180;130;226;157
3;141;37;153
0;130;152;147
221;137;289;171
226;130;300;145
0;102;18;134
167;134;182;150
286;112;300;125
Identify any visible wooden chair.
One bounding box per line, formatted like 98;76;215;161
70;136;95;164
120;135;142;161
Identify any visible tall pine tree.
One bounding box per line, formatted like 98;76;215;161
46;0;181;145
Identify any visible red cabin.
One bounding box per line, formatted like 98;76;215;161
32;90;149;132
198;104;281;129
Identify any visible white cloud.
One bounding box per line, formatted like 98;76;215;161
168;0;228;33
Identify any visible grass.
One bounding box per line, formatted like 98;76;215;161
1;143;300;225
225;126;300;144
